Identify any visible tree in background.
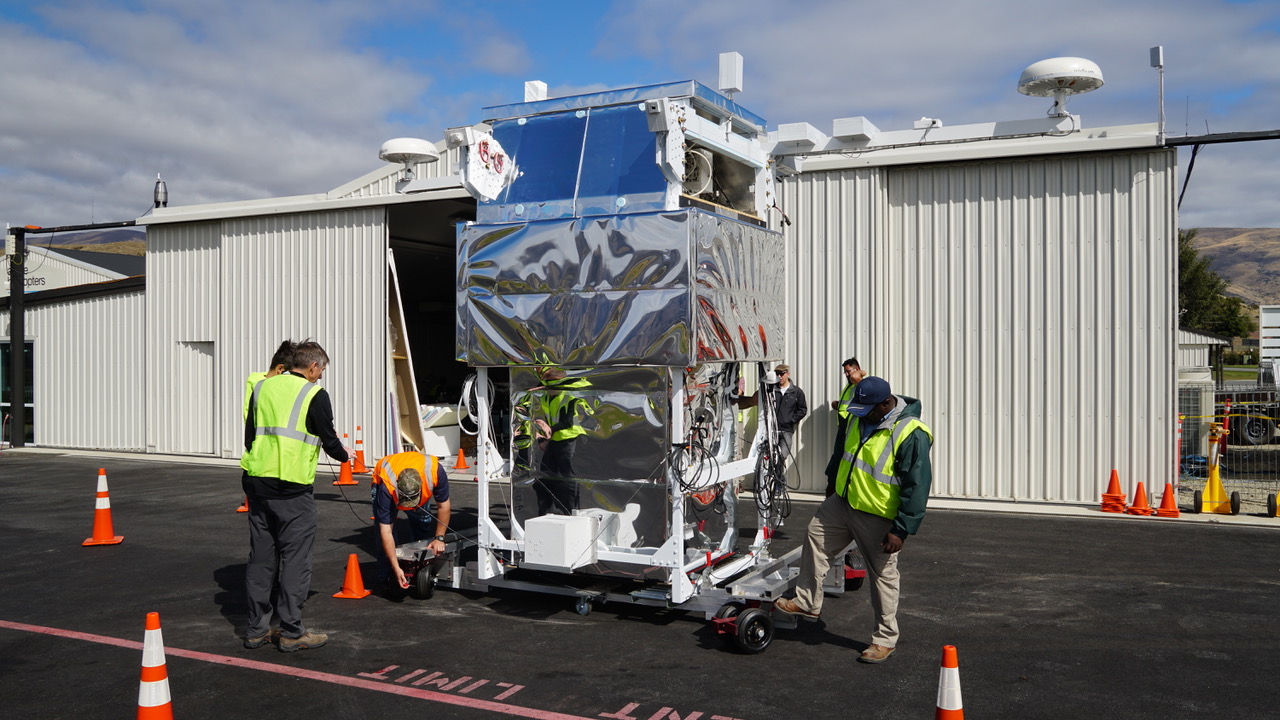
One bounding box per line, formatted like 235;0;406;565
1179;229;1257;338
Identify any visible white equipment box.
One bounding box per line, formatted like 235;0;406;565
523;515;600;572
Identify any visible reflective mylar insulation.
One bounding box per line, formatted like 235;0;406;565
505;366;737;569
456;208;785;367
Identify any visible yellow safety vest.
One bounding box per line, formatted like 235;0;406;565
243;371;267;420
241;374;323;485
540;379;592;441
836;416;933;519
836;382;856;422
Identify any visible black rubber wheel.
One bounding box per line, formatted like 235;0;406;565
574;597;591;616
1230;491;1241;516
734;608;774;654
714;603;745;648
1231;416;1275;446
413;568;435;599
1192;489;1202;513
1267;493;1277;518
844;551;865;591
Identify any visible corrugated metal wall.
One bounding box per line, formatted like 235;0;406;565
147;209;389;460
1;249;118;297
2;290;146;450
338;146;460;199
780;149;1177;503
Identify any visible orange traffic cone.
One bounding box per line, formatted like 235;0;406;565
235;495;249;513
333;459;359;486
1100;469;1127;513
1155;482;1181;518
137;612;174;720
1125;481;1157;516
83;468;124;546
453;447;470;470
935;644;963;719
333;553;372;599
352;425;370;474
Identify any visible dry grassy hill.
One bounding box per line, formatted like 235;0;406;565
1190;228;1280;305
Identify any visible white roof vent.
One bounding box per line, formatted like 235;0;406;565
1017;57;1104;117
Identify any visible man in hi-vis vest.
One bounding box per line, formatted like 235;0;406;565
775;376;933;665
241;341;349;653
371;451;452;591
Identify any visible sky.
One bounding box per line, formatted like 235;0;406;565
2;0;1279;230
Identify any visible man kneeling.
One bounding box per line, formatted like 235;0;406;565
371;451;452;591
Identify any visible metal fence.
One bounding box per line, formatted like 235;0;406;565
1179;401;1280;516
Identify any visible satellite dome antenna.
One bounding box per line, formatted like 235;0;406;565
1017;57;1104;117
379;137;440;181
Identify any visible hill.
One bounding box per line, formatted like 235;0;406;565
1189;228;1280;305
5;227;146;257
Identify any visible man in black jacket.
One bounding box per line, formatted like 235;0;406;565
770;364;807;462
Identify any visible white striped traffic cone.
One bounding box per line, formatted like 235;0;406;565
82;468;124;546
935;644;963;719
137;612;173;719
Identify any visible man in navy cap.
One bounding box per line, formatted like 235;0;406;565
775;376;934;664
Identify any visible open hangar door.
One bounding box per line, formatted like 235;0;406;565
386;197;510;458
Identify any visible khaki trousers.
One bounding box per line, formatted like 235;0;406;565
793;494;901;648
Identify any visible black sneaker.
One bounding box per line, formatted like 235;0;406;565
278;631;328;653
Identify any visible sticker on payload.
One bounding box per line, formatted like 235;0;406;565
463;131;517;201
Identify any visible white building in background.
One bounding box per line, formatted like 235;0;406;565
0;246;142;298
3;81;1181;506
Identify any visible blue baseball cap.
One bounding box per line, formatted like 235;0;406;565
846;376;892;417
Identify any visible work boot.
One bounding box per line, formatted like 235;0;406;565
242;628;278;649
278;631;328;653
773;597;820;620
857;643;895;664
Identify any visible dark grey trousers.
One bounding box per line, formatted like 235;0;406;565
244;489;317;639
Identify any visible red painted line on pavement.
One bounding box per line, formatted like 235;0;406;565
0;619;592;720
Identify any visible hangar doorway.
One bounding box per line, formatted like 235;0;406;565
386;198;510;457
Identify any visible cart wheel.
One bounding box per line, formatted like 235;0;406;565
1192;489;1202;513
574;597;591;616
734;608;774;654
1230;491;1241;516
845;572;865;592
713;603;745;647
1268;493;1277;518
413;569;435;600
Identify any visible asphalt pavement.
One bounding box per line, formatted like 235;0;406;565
1;451;1277;719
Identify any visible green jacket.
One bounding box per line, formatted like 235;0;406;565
839;395;933;539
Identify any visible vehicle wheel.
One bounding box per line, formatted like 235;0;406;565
1231;416;1275;446
1192;489;1202;513
413;569;435;599
1230;491;1241;516
574;597;592;616
713;603;745;648
844;550;865;591
734;608;774;654
1267;493;1277;518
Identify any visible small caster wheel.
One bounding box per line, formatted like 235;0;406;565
574;597;591;616
713;603;744;648
1192;489;1202;513
1230;491;1241;515
413;569;435;599
734;608;774;654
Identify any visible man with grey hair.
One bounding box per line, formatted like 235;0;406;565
371;450;452;591
242;340;349;652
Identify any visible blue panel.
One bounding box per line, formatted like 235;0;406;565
481;112;587;224
576;104;667;216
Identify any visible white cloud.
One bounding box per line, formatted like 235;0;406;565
1;0;1278;230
